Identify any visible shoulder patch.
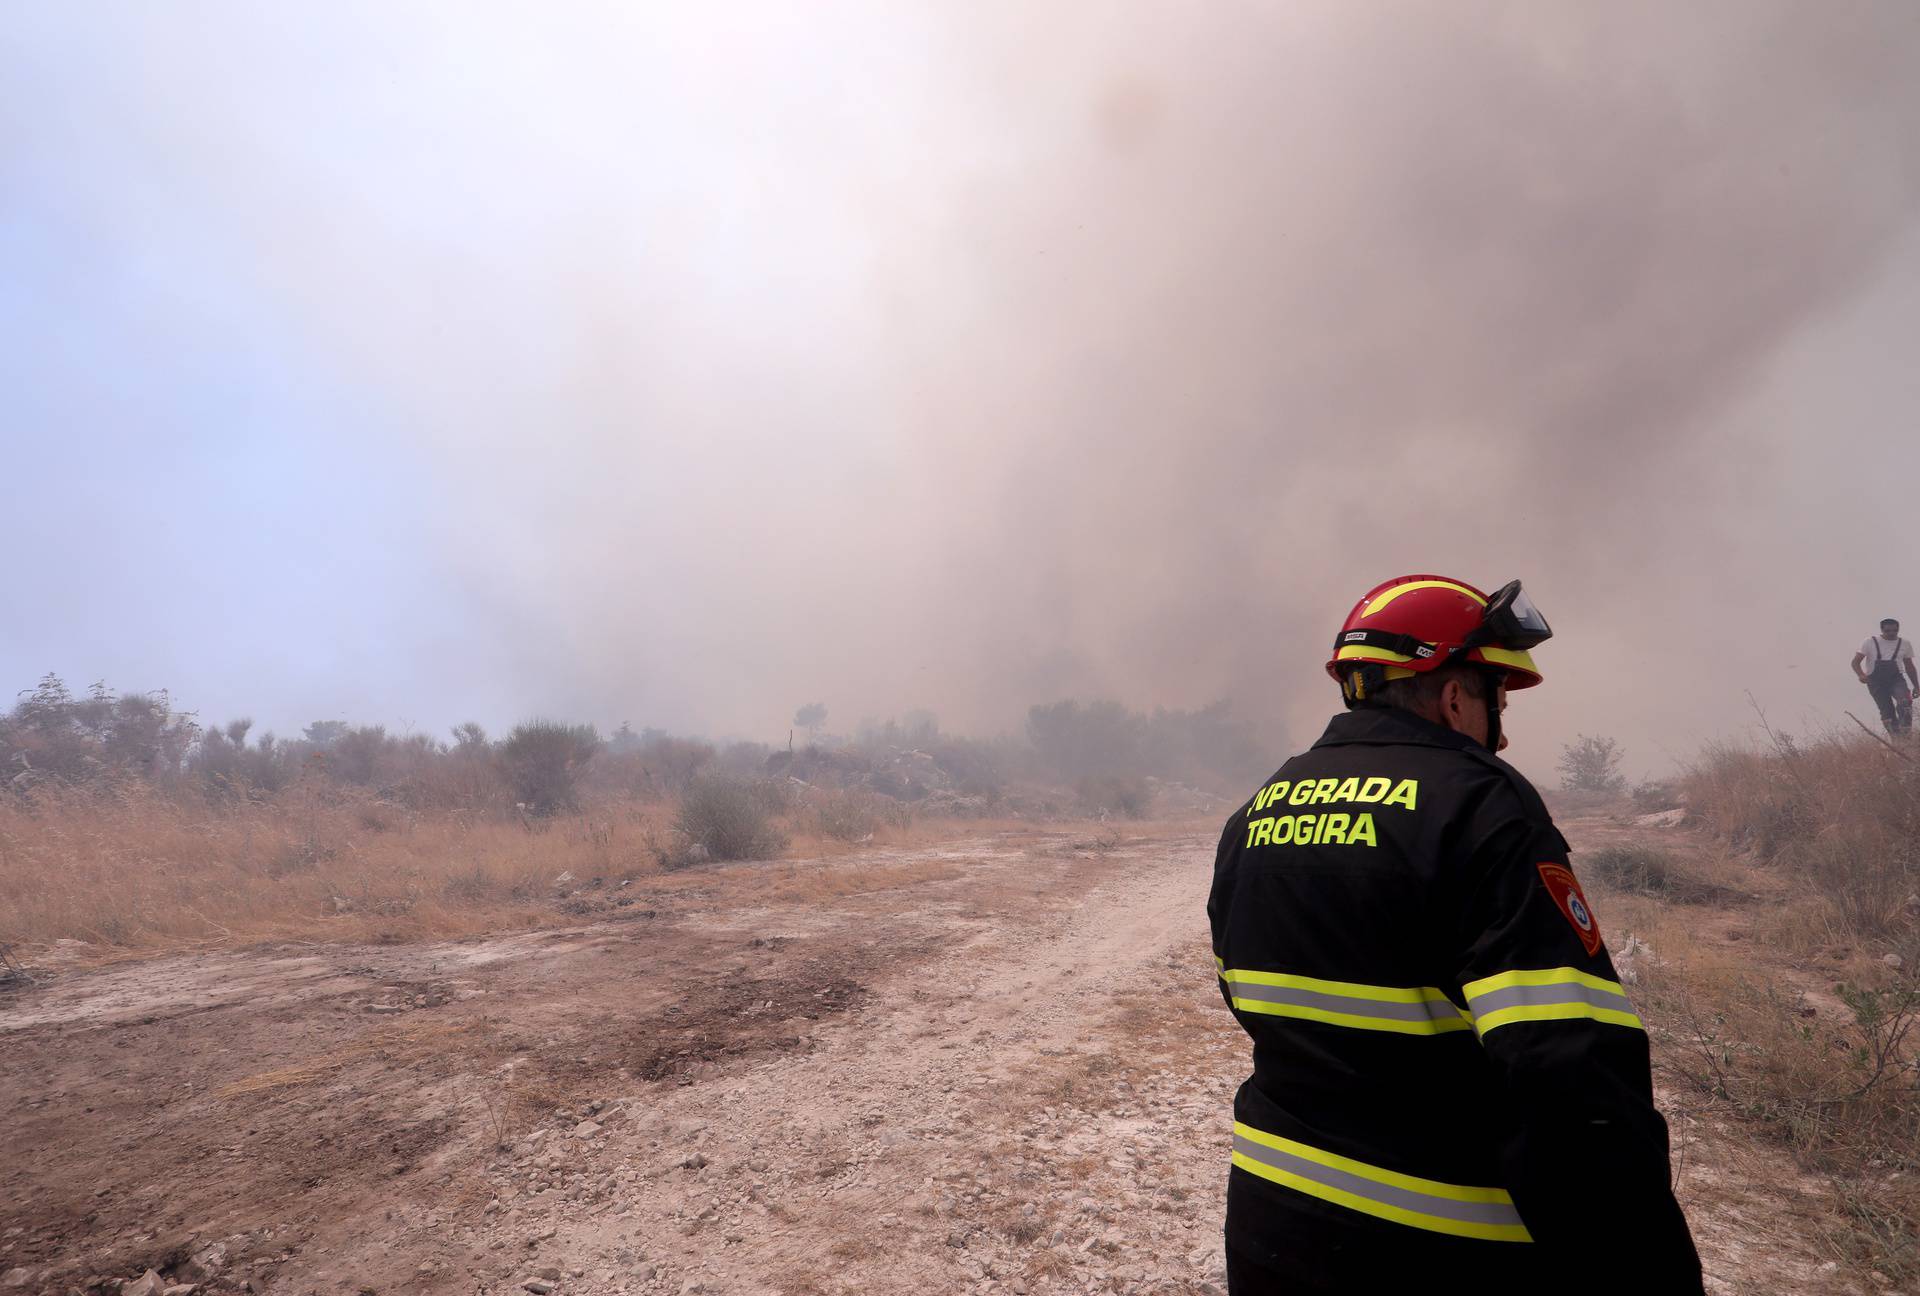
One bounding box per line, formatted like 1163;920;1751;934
1536;862;1604;956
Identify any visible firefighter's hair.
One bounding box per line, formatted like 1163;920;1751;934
1361;661;1491;715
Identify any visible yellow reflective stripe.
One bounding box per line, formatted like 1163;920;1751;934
1231;1122;1532;1243
1228;998;1475;1034
1335;643;1414;664
1474;645;1539;674
1462;966;1626;998
1362;579;1487;617
1473;1002;1644;1034
1222;967;1454;1005
1234;1123;1512;1203
1227;1154;1533;1242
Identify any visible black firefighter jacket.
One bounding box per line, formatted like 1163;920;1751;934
1208;707;1702;1294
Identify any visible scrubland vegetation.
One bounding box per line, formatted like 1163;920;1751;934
0;675;1255;953
1607;729;1920;1282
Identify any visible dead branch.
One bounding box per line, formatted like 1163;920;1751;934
1845;712;1914;762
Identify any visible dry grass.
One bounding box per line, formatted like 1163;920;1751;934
755;859;965;906
0;782;1078;956
1662;731;1920;1283
1682;729;1920;950
0;781;672;951
213;1020;481;1100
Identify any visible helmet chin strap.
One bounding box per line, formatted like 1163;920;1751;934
1477;668;1504;752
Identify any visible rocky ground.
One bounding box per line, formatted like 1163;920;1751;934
0;818;1876;1295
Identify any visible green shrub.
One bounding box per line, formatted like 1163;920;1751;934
812;790;878;842
1077;774;1152;819
1559;734;1626;795
677;772;787;861
1581;845;1729;903
500;721;600;816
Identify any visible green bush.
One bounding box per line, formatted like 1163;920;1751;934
500;721;600;816
1559;734;1626;795
1581;845;1728;903
812;790;878;842
677;772;787;861
1077;774;1152;819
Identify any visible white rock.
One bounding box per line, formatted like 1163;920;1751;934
1884;953;1906;970
122;1271;167;1296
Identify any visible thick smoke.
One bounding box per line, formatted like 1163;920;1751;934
6;2;1920;776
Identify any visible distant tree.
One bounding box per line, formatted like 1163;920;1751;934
450;722;489;752
1;674;198;785
329;725;389;785
1559;734;1626;795
900;709;940;746
500;720;601;815
303;720;351;749
1027;699;1145;781
794;703;828;742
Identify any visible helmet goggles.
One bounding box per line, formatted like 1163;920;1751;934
1461;580;1552;654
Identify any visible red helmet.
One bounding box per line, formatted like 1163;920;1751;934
1326;575;1549;701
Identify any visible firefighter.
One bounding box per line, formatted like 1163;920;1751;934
1209;575;1703;1294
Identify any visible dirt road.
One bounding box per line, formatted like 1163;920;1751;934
0;820;1860;1295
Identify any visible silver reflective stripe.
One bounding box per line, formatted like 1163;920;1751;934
1466;980;1634;1017
1459;967;1645;1036
1230;1134;1529;1232
1226;981;1462;1025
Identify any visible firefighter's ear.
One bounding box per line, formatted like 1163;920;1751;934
1434;676;1481;739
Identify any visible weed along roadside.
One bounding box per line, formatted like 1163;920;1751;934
1564;730;1920;1291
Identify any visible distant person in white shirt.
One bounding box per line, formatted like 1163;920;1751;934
1853;619;1917;737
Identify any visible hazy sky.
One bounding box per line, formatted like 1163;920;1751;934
5;2;1919;781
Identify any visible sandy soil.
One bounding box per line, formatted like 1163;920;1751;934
0;820;1872;1295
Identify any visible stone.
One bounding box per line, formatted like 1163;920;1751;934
521;1282;556;1295
122;1272;166;1296
1633;808;1688;828
1885;953;1906;970
162;1286;198;1296
571;1121;603;1139
0;1272;31;1291
551;872;575;887
181;1244;230;1282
